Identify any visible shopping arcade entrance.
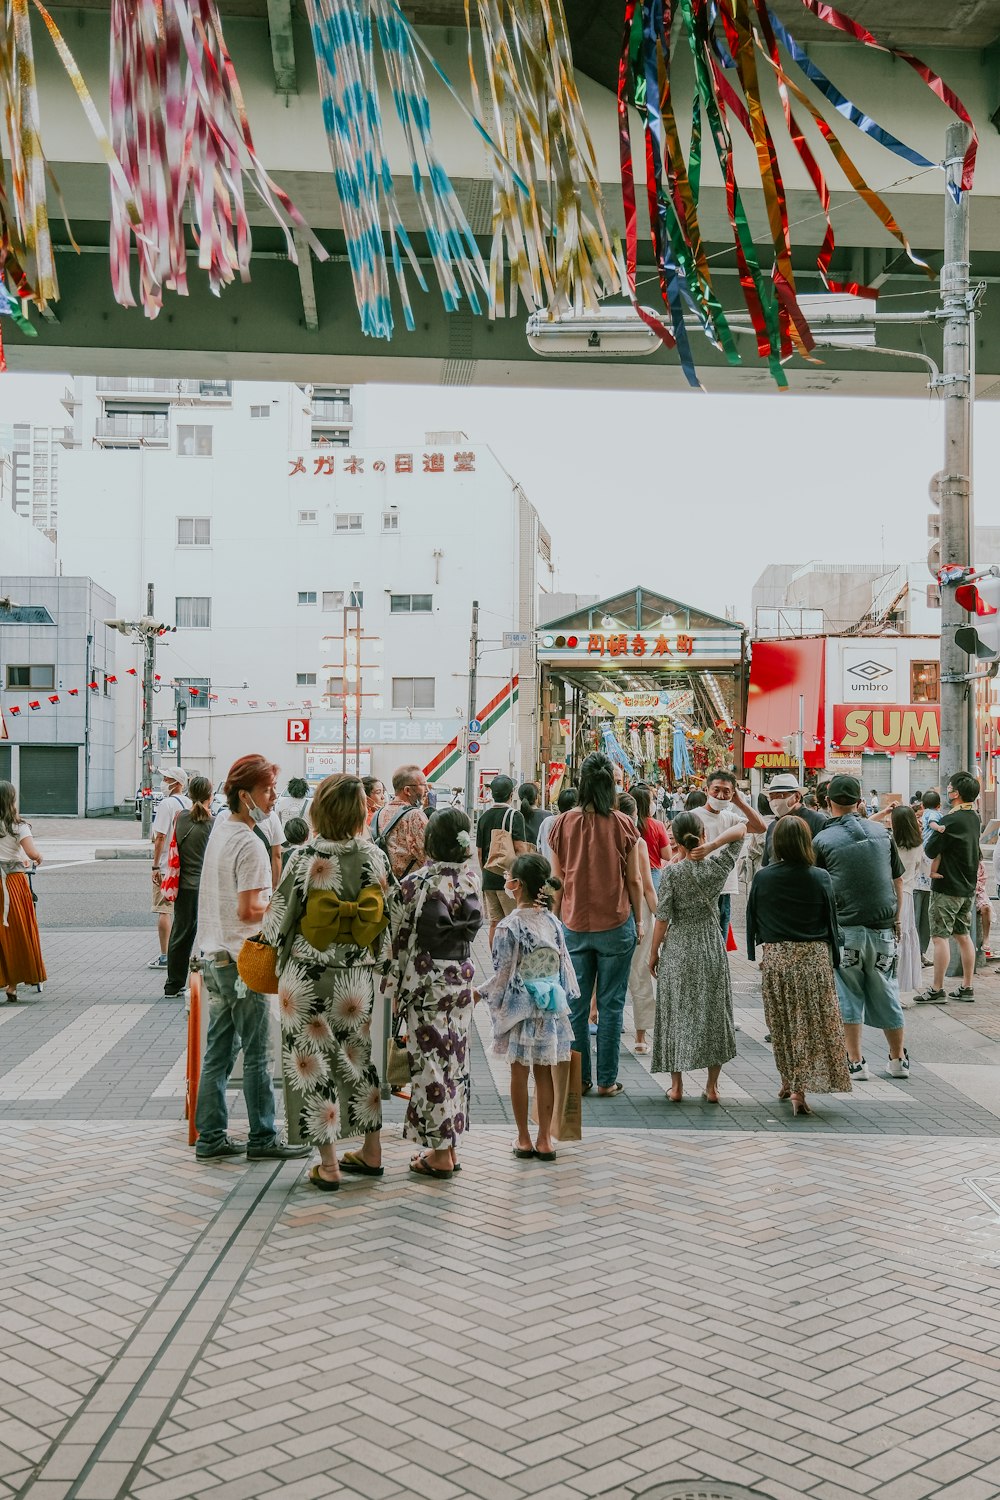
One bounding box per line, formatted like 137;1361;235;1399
536;587;747;790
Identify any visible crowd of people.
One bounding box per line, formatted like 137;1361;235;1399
0;746;990;1184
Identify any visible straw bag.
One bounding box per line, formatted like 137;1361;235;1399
385;1011;411;1088
236;935;280;995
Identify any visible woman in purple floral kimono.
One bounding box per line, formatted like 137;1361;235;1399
383;809;483;1180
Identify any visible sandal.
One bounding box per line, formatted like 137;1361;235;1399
409;1154;454;1179
534;1149;557;1162
339;1150;384;1177
634;1042;651;1055
511;1144;535;1160
596;1082;624;1097
308;1165;341;1192
701;1092;720;1105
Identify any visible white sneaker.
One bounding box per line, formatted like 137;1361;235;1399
848;1057;870;1082
887;1050;910;1080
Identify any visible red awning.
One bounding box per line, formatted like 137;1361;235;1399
744;638;826;770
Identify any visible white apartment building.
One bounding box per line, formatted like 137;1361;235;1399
57;379;553;805
0;420;61;533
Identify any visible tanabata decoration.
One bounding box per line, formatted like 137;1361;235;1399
601;723;636;779
617;0;977;387
644;721;656;763
109;0;324;318
629;721;643;763
672;726;693;781
303;0;487;339
463;0;622;317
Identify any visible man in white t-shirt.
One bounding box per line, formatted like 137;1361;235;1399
194;753;309;1162
695;770;766;936
148;767;192;970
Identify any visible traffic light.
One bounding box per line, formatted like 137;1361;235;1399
955;575;1000;661
176;701;188;730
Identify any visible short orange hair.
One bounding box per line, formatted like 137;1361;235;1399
225;755;279;813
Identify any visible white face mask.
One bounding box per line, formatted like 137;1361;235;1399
242;793;268;826
770;796;796;816
706;794;726;812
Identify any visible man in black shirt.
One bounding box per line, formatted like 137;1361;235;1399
761;774;828;866
813;774;908;1083
919;770;981;1003
476;775;529;945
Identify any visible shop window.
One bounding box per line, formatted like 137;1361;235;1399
910;661;940;703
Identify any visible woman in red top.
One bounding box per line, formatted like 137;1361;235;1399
634;784;671;892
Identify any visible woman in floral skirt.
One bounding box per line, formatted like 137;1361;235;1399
261;774;390;1191
383;808;483;1180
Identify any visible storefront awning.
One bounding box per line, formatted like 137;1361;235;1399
744;638;826;771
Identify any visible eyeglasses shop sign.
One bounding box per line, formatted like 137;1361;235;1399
842;647;897;699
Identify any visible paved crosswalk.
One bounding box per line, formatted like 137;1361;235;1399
0;1002;150;1101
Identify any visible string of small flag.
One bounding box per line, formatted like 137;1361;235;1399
2;674;338;716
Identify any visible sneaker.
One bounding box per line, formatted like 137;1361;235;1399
588;1021;598;1035
163;988;186;999
887;1050;910;1079
245;1140;311;1160
147;954;168;970
848;1057;870;1082
195;1138;246;1160
914;987;947;1004
764;1032;772;1044
948;986;975;1002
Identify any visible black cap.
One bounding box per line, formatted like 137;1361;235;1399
828;773;862;806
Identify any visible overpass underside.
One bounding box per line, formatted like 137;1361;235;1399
4;0;999;396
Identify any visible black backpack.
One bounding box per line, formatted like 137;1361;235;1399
371;805;419;884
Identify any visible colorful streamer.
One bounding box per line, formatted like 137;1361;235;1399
464;0;622;318
672;726;693;780
109;0;325;319
304;0;487;339
601;724;636;778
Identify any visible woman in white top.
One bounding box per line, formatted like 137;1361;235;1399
890;804;928;1001
0;781;46;1001
617;793;659;1054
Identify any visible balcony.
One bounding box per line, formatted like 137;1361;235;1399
95;377;232;403
312;400;353;424
60;386;79;413
94;415;170;446
58;425;80;449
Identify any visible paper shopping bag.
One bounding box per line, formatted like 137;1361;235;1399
554;1049;583;1142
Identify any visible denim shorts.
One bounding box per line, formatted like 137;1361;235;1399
834;924;905;1031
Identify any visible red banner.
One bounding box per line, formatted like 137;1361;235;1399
744;638;826;768
833;704;940;753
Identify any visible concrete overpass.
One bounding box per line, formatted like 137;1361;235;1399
5;0;1000;395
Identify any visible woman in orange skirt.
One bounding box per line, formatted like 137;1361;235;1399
0;781;47;1002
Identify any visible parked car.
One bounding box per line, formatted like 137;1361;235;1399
210;782;227;817
980;817;1000;860
134;786;165;821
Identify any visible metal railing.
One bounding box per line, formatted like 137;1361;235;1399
312;400;353;423
95;415;170;443
95;377;231;400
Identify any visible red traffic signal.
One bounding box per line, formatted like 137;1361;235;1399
955;575;1000;662
955;582;998;615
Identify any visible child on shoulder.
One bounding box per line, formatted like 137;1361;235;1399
479;854;578;1162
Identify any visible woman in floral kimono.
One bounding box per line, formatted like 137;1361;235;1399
383;808;483;1180
261;774;390;1191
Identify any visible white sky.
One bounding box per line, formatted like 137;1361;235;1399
6;371;997;625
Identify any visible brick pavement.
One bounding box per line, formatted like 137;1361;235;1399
3;896;1000;1500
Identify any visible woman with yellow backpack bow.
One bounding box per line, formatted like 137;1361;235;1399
261;774;390;1190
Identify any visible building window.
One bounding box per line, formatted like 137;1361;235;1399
910;661;940;704
250;405;270;419
298;591;317;607
348;588;364;609
177;516;211;547
382;511;399;532
296;672;317;686
390;593;432;614
175;596;212;629
177;424;212;457
5;664;54;689
322;590;344;612
392;677;435;710
177;677;210;709
298;510;317;525
103;671;112;696
335;513;363;533
325;675;345;698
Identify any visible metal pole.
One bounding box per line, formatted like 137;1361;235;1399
84;630;92;818
798;693;805;786
464;600;479;813
341;605;349;774
353;608;362;779
176;694;183;767
939;121;973;784
140;583;155;840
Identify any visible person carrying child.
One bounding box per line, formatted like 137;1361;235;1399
480;854;578;1163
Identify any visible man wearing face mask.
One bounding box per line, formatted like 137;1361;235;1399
761;774;828;867
695;770;766;935
193;754;310;1162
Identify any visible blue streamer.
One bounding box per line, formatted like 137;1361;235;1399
601;725;636;779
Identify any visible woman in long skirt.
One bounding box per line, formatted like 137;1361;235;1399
747;814;851;1114
648;814;746;1103
383;809;483;1180
0;782;46;1001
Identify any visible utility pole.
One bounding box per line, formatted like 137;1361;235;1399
938;122;973;782
465;600;479;814
141;583;156;839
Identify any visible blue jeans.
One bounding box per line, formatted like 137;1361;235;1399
718;894;731;937
565;916;637;1089
195;958;278;1153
